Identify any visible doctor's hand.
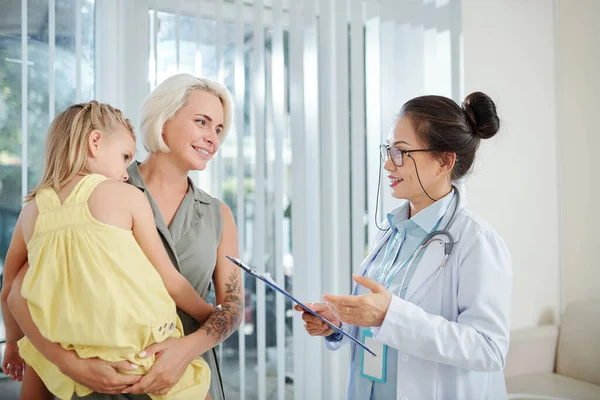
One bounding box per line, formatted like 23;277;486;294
323;275;392;327
294;303;341;337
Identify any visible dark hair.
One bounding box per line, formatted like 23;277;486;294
399;91;500;181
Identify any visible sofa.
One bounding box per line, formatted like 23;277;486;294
504;299;600;400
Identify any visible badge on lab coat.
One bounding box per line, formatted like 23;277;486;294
360;328;387;383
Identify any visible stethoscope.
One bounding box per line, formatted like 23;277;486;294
377;186;460;305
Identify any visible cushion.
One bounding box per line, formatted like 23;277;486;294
506;372;600;400
555;299;600;386
504;325;559;378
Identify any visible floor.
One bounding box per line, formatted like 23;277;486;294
0;378;20;400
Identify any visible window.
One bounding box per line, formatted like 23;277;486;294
0;0;96;381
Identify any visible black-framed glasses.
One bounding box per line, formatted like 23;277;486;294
379;144;435;167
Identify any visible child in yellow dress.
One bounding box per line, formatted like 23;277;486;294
0;101;214;400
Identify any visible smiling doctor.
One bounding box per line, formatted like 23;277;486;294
296;91;512;400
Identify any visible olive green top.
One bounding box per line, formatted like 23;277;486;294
128;162;224;400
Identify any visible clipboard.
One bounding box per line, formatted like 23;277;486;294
226;255;376;357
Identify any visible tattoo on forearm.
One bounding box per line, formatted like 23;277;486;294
200;271;243;342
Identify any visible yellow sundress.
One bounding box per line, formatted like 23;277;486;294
18;174;210;399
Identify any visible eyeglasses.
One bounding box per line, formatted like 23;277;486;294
379;144;435;167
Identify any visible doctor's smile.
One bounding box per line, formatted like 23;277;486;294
387;175;403;188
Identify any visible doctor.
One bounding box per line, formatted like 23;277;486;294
297;91;512;399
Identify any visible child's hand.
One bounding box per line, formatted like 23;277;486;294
2;341;25;381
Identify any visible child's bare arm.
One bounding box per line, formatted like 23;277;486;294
0;209;29;344
125;186;214;324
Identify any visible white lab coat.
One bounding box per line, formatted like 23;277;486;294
326;191;512;400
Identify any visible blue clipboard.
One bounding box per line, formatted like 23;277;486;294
226;255;376;357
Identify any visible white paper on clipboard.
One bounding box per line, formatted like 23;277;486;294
226;255;376;357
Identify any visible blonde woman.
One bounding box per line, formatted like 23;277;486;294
1;100;217;399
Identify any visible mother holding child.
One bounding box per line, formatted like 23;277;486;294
1;73;242;400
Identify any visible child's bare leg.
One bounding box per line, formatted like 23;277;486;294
204;393;212;400
19;365;54;400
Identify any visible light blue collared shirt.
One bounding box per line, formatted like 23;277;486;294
349;191;455;400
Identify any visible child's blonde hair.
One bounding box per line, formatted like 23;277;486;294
25;101;135;202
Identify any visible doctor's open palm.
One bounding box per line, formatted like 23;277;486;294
294;303;341;337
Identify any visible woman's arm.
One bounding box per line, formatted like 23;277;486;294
127;187;213;324
7;263;142;393
7;263;73;365
1;212;28;380
1;211;28;345
327;230;512;372
188;202;244;351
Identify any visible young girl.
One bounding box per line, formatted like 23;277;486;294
0;101;214;400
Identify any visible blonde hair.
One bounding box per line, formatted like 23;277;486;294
25;101;135;202
140;73;234;153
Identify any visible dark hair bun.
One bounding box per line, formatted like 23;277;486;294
463;91;500;140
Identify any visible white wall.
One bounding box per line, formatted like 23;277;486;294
462;0;560;329
555;0;600;307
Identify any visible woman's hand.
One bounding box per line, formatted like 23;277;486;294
2;341;25;381
124;337;195;396
323;275;392;327
294;303;341;337
60;355;142;394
